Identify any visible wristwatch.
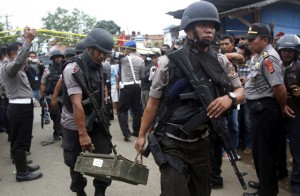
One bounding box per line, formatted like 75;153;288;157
228;92;237;105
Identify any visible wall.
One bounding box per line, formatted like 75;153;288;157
261;2;300;35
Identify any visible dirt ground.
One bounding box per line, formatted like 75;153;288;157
237;144;292;193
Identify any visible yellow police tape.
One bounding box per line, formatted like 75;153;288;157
0;28;161;53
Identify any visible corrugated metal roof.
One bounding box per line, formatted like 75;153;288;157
166;0;282;19
219;0;282;17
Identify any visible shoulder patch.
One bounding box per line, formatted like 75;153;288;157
229;61;238;77
73;64;79;73
265;58;275;74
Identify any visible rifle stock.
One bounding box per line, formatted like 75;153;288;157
72;70;117;155
168;49;247;190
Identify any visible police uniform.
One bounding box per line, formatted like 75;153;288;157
245;43;283;195
118;46;144;139
2;41;42;181
61;51;112;194
150;45;242;196
41;63;62;139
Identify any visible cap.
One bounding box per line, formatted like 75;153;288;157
245;23;271;40
123;40;136;48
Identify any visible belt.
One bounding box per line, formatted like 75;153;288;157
9;98;33;104
122;81;141;85
165;123;209;140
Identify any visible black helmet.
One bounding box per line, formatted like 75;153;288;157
64;48;76;57
50;49;64;60
180;1;220;31
84;28;114;54
276;34;300;52
75;40;86;54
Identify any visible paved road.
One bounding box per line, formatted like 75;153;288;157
0;107;289;196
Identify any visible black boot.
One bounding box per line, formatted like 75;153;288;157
94;186;106;196
27;164;40;172
12;150;42;182
76;190;87;196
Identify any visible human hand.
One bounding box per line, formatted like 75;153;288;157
135;135;146;153
50;96;58;109
207;95;232;118
24;26;37;42
79;133;92;149
282;105;295;118
291;85;300;97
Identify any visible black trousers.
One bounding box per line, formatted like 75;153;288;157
117;84;142;137
46;98;62;138
209;133;223;184
7;102;33;152
247;98;281;196
160;135;211;196
62;125;112;192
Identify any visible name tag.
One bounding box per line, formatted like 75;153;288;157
35;76;39;81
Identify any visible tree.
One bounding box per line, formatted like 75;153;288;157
37;7;97;52
94;20;120;35
0;21;18;46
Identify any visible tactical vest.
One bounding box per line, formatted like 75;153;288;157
284;61;300;96
158;44;232;124
44;64;62;95
63;51;103;116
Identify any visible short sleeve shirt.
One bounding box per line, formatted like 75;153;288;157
60;62;82;130
149;50;242;99
244;44;283;100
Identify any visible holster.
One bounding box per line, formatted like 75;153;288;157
147;133;167;166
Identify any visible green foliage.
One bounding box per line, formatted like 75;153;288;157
38;7;97;51
0;22;17;46
94;20;120;35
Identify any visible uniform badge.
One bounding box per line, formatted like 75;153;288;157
255;62;260;69
265;58;275;74
262;51;269;59
73;64;79;72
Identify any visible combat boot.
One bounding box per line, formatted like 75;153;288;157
94;186;106;196
76;190;87;196
13;150;42;182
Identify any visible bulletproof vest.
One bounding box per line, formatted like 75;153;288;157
158;44;232;124
44;64;62;95
284;61;300;96
63;51;103;115
140;61;154;91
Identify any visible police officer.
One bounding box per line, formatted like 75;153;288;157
1;27;42;182
276;34;300;195
61;28;114;196
64;48;76;61
75;40;87;55
243;23;293;196
40;49;64;140
135;2;244;196
118;40;144;140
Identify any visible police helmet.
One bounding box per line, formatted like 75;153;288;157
64;48;76;57
84;28;114;54
75;40;86;54
276;34;300;52
180;1;220;31
50;49;64;60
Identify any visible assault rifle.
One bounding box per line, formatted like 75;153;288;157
167;48;247;190
72;70;117;155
